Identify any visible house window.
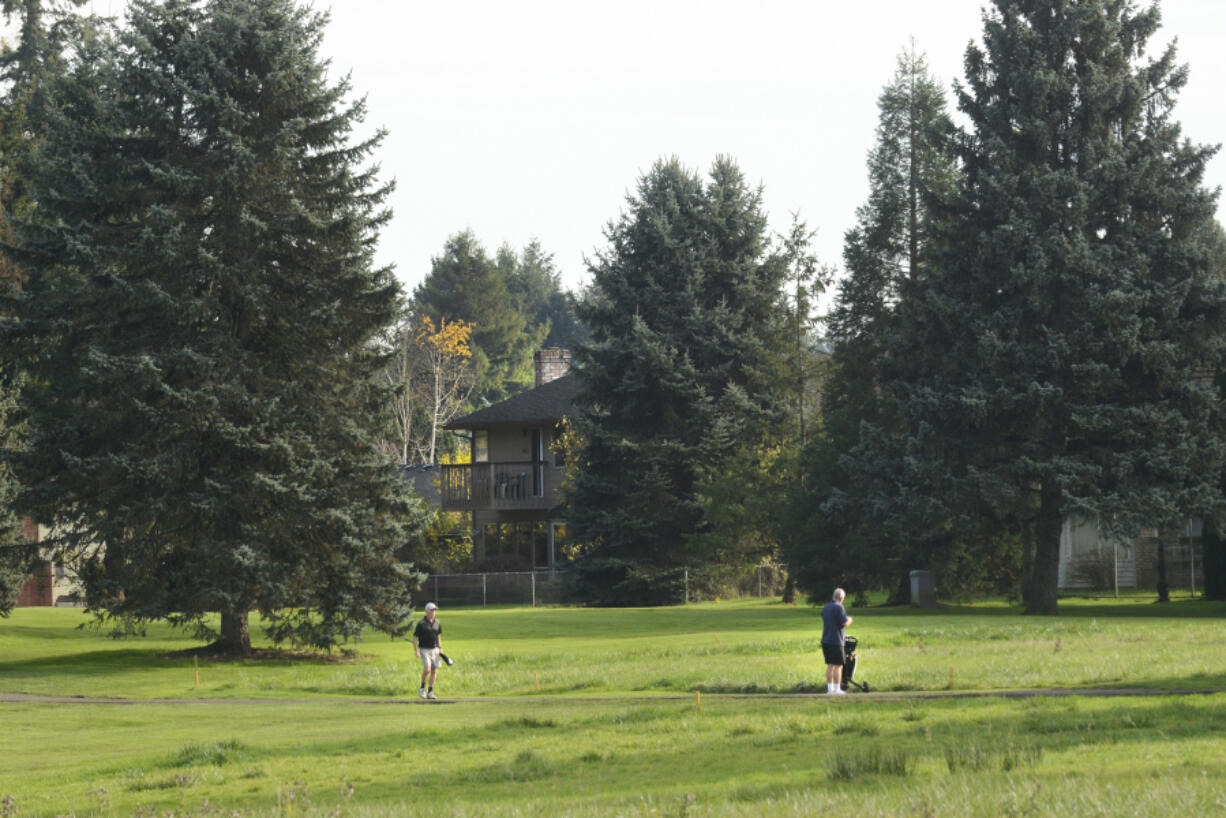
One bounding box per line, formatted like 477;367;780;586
484;523;500;555
473;430;488;463
483;522;545;569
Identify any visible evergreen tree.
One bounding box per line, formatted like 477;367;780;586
3;0;426;653
0;0;86;614
785;44;964;601
569;156;786;603
886;0;1226;614
684;215;828;602
1199;220;1226;600
502;239;586;351
777;213;832;450
0;380;33;614
413;231;547;404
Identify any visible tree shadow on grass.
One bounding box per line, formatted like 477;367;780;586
0;647;172;674
1078;672;1226;692
0;646;357;681
1051;598;1226;618
862;597;1226;619
162;646;358;663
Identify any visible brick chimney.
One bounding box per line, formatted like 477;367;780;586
534;348;571;386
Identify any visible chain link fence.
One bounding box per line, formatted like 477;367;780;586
421;564;789;608
420;572;567;608
723;562;790;600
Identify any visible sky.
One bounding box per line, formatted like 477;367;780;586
83;0;1226;297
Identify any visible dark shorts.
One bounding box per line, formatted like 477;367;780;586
822;642;845;667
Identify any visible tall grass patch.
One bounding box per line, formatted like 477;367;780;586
943;738;1041;773
468;749;557;783
169;739;247;768
829;747;913;781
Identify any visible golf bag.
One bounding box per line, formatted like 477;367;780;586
841;635;869;693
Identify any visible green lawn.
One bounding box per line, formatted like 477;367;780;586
4;693;1226;816
2;596;1224;699
2;597;1225;816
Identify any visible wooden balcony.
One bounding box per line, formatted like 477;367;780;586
440;461;556;511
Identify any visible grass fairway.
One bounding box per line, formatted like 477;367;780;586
4;694;1226;816
2;596;1225;699
2;597;1226;815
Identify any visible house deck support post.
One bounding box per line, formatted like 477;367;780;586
482;574;487;609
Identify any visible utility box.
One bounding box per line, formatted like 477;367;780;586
910;570;936;608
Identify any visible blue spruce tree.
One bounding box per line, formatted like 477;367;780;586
4;0;426;652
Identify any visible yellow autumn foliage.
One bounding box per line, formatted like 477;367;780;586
415;316;472;361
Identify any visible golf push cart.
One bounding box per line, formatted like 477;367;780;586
841;635;869;693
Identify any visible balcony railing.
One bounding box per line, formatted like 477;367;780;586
440;461;554;511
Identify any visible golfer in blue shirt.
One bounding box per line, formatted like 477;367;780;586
821;588;853;695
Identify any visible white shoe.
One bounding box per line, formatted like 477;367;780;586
419;687;427;699
427;690;438;700
832;687;847;695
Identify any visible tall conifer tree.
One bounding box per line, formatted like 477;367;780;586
786;45;962;600
3;0;425;651
0;0;85;613
1198;220;1226;600
886;0;1226;614
0;383;28;613
570;157;785;602
502;239;586;351
413;231;547;406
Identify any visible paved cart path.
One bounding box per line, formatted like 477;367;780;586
1;688;1221;705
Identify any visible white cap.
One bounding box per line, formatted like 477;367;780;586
424;602;438;611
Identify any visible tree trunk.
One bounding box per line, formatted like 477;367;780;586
1020;515;1036;609
428;368;440;465
887;569;910;606
1204;518;1226;600
1024;483;1061;615
781;576;797;604
215;610;251;656
1156;528;1170;603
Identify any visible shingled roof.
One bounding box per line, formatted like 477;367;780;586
446;372;581;429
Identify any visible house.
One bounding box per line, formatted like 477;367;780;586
1058;515;1203;592
441;349;579;571
13;518;83;607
